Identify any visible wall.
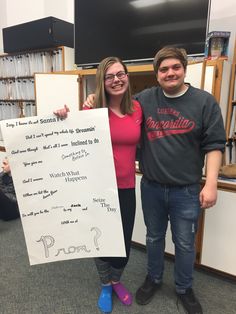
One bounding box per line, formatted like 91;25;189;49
44;0;73;24
0;0;73;53
0;0;7;53
0;0;235;56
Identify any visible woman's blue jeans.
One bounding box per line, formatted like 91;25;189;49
141;177;201;294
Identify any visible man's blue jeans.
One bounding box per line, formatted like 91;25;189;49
141;177;201;294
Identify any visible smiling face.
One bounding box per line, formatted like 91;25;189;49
157;58;186;95
104;62;129;98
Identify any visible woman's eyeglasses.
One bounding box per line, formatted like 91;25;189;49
104;71;127;83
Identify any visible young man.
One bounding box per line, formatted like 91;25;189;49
134;46;226;314
0;157;19;221
83;46;226;314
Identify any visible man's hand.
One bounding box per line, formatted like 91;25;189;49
200;150;222;209
199;184;217;209
53;105;70;119
83;94;95;109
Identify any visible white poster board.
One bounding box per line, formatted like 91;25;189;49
203;65;214;93
185;62;203;88
35;73;79;115
1;108;126;265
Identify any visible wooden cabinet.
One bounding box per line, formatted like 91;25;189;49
24;59;235;277
225;40;236;141
224;58;236;164
200;188;236;276
77;59;229;110
77;62;205;104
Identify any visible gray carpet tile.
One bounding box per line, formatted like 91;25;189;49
0;219;235;314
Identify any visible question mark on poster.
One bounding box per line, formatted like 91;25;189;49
91;227;102;250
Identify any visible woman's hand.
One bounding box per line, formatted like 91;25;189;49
83;94;95;109
53;105;70;119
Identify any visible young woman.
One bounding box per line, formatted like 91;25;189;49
54;56;142;313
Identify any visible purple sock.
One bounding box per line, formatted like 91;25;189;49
112;282;132;305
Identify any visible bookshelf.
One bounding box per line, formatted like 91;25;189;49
0;46;74;151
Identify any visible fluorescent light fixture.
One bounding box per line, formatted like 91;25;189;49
130;0;179;9
131;19;205;36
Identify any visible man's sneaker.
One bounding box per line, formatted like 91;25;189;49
177;288;203;314
135;275;162;305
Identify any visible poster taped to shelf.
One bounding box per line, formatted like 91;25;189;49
0;108;126;265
